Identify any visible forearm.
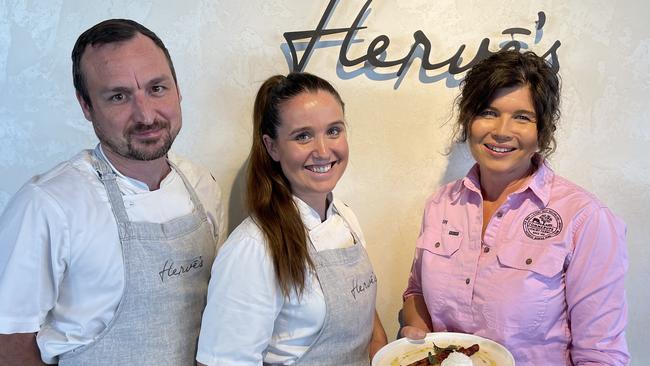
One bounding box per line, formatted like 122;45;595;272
0;333;47;366
402;295;433;333
369;310;388;359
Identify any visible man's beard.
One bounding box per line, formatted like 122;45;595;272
125;121;175;160
99;121;177;161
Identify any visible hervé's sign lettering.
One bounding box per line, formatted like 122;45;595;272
283;0;561;87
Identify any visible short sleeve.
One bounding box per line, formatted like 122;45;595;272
0;184;68;333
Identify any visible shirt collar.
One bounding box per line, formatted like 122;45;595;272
527;155;554;207
461;164;482;196
455;154;554;207
94;144;151;191
292;193;336;231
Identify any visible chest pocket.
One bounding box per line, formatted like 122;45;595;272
496;242;566;277
482;242;567;336
416;228;464;299
416;228;463;257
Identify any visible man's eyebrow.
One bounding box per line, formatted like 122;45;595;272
148;75;172;85
99;76;172;94
100;86;131;95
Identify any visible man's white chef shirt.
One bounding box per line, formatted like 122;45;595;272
0;146;225;363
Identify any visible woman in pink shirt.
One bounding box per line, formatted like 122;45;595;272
401;51;630;365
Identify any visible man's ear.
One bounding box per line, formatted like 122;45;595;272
75;91;93;122
262;135;280;162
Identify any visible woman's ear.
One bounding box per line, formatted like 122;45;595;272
262;135;280;162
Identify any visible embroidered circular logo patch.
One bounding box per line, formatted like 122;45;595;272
523;208;563;240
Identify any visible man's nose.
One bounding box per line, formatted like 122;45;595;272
132;94;155;124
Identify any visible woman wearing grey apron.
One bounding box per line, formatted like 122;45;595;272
197;72;387;365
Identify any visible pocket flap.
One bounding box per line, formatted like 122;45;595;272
496;243;566;278
416;228;463;257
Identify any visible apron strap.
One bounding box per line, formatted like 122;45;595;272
167;160;207;221
91;150;131;239
331;202;361;245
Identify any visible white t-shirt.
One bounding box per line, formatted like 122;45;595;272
196;196;365;366
0;146;225;364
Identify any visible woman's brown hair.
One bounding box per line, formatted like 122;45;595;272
454;50;561;157
247;72;344;298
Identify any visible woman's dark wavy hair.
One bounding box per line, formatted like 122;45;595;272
248;72;344;298
454;50;561;157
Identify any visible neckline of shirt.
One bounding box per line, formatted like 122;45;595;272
293;194;339;231
459;154;554;207
94;144;178;193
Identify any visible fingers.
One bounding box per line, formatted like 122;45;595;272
400;325;427;340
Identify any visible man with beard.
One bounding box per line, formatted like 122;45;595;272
0;19;225;365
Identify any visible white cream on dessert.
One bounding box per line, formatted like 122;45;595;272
440;351;473;366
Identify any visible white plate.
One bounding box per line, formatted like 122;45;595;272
371;332;515;366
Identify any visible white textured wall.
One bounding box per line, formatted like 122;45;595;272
1;0;648;363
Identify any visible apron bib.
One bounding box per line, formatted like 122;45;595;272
59;153;216;366
293;206;377;366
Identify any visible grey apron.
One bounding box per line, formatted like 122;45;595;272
293;206;377;366
59;153;216;366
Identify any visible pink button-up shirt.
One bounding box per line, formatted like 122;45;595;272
404;159;629;365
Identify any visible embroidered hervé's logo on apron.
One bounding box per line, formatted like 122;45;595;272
350;272;377;300
158;256;204;282
522;208;563;240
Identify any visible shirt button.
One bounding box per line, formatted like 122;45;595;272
526;258;533;265
495;211;503;218
434;242;441;248
483;246;490;253
465;278;470;285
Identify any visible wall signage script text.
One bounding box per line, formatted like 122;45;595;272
283;0;561;84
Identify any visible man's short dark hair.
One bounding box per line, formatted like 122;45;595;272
71;19;178;110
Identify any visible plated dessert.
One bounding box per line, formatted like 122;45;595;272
405;343;479;365
371;332;514;366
